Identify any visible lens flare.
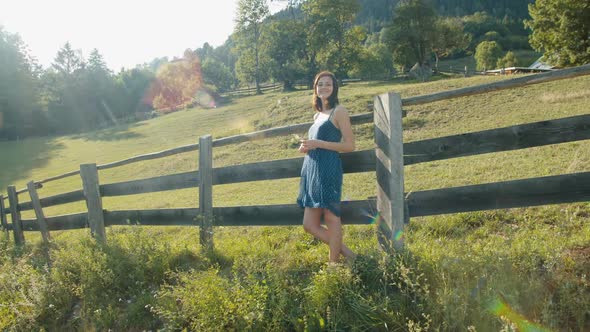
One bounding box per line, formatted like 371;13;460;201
394;230;404;241
194;89;215;108
488;296;551;332
361;209;380;224
145;51;207;112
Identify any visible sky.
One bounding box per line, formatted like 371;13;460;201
1;0;288;71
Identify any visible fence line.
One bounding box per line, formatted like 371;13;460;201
221;82;282;97
2;64;589;249
407;172;590;217
8;114;588;216
17;200;375;231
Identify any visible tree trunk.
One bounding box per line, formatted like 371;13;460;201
434;52;440;73
282;80;294;92
255;25;262;95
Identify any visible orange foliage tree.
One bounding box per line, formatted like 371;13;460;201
148;49;203;111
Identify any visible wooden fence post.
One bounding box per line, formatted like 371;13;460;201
374;92;407;252
199;135;213;249
0;195;8;236
7;186;25;245
80;164;106;242
27;181;51;244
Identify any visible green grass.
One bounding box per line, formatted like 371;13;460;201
0;72;589;330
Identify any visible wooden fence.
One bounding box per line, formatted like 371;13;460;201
2;63;589;250
221;82;283;97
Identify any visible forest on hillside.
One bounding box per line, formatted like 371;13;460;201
1;0;587;139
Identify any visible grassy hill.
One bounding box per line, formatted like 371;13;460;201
0;73;589;330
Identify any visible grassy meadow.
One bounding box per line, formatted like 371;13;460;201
0;72;589;330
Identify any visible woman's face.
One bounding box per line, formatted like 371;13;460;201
316;76;334;100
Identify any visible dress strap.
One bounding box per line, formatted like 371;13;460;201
328;106;337;120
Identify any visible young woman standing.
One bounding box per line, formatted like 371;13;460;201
297;71;356;262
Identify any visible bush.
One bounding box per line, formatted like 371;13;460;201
475;41;502;71
496;51;519;69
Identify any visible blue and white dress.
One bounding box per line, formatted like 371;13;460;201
297;108;343;216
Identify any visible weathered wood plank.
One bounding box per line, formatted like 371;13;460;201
212;113;376;147
403;64;590;106
26;113;376;187
21;212;88;231
404;114;590;165
100;171;200;197
18;190;84;212
213;150;376;185
104;201;378;228
7;186;25;245
374;92;406;251
97;142;200;170
105;208;200;226
14;181;42;195
199;135;213;249
80;164;106;242
27;181;50;243
214;200;376;226
0;195;8;235
407;171;590;217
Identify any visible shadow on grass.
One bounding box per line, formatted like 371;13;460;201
73;122;147;142
0;138;65;191
403;117;427;130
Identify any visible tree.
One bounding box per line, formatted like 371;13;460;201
202;58;234;92
496;51;518;68
0;27;39;138
382;0;438;72
45;43;88;132
148;50;203;110
432;17;471;71
348;43;393;79
303;0;360;79
234;0;269;94
475;41;502;70
114;67;155;115
52;42;83;76
260;19;307;90
525;0;590;67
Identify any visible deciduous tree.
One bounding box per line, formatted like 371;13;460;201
475;40;502;70
234;0;269;94
525;0;590;66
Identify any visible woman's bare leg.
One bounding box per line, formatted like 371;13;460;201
323;209;355;261
303;208;355;261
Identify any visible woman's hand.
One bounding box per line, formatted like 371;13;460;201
300;139;322;151
298;143;309;154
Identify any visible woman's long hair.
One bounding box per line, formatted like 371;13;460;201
312;71;339;112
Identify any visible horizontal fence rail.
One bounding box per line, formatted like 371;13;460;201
15;169;590;231
407;171;590;217
101;171;200;197
402;114;590;164
16;200;376;231
9;113;589;214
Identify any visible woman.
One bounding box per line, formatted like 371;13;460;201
297;71;356;262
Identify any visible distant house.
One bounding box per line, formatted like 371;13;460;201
528;57;556;70
485;57;556;75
